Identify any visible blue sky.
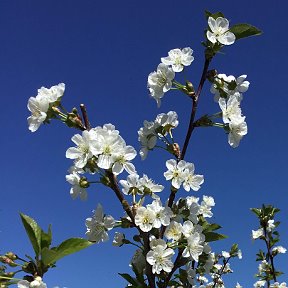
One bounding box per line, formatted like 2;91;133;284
1;0;287;287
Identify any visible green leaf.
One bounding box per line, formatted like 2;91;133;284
41;238;93;266
118;273;139;286
203;223;222;232
205;10;225;20
204;232;227;242
230;24;262;40
41;224;52;250
20;213;42;258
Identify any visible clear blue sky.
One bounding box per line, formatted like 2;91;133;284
1;0;287;287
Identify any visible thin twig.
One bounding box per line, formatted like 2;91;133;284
80;104;91;130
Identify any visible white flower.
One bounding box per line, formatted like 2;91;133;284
139;174;164;199
222;251;230;258
199;195;215;218
138;120;158;160
147;200;173;228
85;204;115;243
252;228;264;239
258;260;269;273
111;145;137;175
27;96;49;132
138;112;179;160
272;246;287;254
235;283;242;288
27;83;65;132
219;95;244;124
65;171;88;200
271;283;287;288
161;47;194;72
146;239;175;274
254;280;266;288
37;83;65;103
164;221;183;242
228;118;248;148
155;111;179;134
207;17;235;45
91;126;126;170
267;219;275;231
164;159;187;189
120;174;142;195
182;162;204;192
182;221;202;238
147;63;175;107
112;232;125;246
18;277;47;288
182;232;205;261
66;130;96;168
135;206;156;232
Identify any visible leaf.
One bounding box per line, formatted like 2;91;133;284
203;223;222;232
118;273;139;286
20;213;42;258
41;224;52;250
41;238;93;266
230;24;262;40
205;10;225;20
204;232;227;242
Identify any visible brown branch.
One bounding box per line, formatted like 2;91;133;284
180;58;211;160
80;104;91;130
107;171;155;288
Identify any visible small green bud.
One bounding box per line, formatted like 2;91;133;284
79;177;90;188
5;252;17;261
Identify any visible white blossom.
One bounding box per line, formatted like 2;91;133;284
135;206;156;232
120;174;142;195
252;228;264;239
164;221;183;242
182;162;204;192
182;232;205;261
228;118;248;148
65;171;88;200
27;83;65;132
146;239;175;274
267;219;275;231
221;251;230;258
111;145;137;175
207;17;235;45
18;277;47;288
147;199;173;228
66;130;96;168
161;47;194;72
219;94;244;124
254;280;266;288
85;204;115;243
147;63;175;107
270;283;287;288
272;246;287;254
164;159;187;189
139;174;164;198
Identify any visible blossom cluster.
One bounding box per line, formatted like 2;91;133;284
27;83;65;132
65;124;137;199
164;159;204;191
147;48;194;106
138;111;179;159
120;173;164;199
211;73;249;148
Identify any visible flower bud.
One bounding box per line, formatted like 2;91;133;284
5;252;17;261
79;177;90;188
